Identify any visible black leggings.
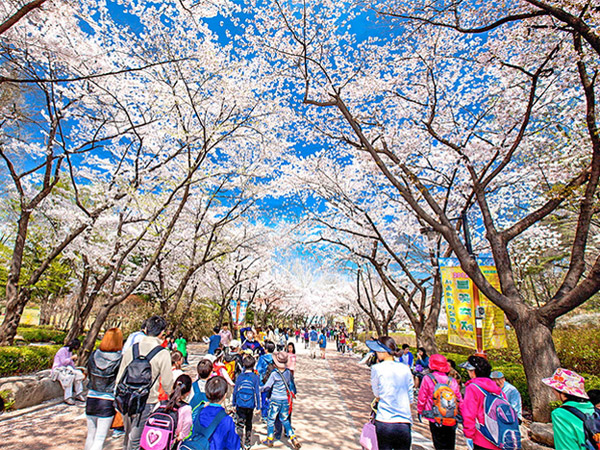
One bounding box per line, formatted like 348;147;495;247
375;420;411;450
236;407;254;441
429;422;456;450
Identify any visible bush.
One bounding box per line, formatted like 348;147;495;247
0;389;15;411
0;345;60;377
17;326;66;345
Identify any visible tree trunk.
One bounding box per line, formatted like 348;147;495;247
513;310;560;422
416;273;442;354
79;303;116;366
39;293;52;326
0;289;30;345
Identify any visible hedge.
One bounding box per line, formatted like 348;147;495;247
0;345;60;377
17;326;66;345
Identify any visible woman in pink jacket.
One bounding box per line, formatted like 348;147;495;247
417;354;463;450
459;356;504;450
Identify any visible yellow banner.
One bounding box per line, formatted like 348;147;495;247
342;316;354;331
440;258;507;350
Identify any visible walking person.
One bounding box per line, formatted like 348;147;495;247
208;326;221;355
490;371;522;422
260;352;301;449
308;326;319;358
52;338;86;405
542;368;597;450
318;329;327;359
116;315;174;450
367;336;414;450
460;355;520;450
233;355;261;449
303;328;309;350
417;354;462;450
85;328;123;450
175;334;188;365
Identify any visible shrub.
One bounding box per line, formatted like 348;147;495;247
17;327;66;345
0;345;60;377
0;390;15;411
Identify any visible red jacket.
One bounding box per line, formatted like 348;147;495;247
417;371;462;423
460;377;506;450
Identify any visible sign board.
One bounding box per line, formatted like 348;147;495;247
439;257;507;350
229;298;249;326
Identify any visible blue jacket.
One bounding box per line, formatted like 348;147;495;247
241;339;264;356
208;334;221;355
233;371;261;409
309;330;319;342
256;353;274;382
191;404;240;450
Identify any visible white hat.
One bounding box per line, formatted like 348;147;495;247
230;339;241;348
201;354;216;363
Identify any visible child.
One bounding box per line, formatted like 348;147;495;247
260;352;301;449
287;342;297;374
184;376;240;450
189;358;213;409
159;350;185;401
168;374;193;443
233;355;261;449
212;349;235;386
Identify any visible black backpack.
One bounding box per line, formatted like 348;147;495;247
562;405;600;450
262;361;276;385
115;343;165;418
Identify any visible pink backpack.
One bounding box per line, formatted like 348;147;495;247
140;402;180;450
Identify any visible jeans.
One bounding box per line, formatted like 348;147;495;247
375;420;411;450
261;391;270;418
123;403;154;450
266;399;294;439
85;416;114;450
429;422;456;450
54;367;85;400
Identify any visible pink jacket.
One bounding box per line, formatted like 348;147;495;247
460;377;505;450
417;371;462;423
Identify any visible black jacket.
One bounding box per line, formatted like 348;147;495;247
87;349;122;393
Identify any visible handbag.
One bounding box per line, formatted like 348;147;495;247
360;399;379;450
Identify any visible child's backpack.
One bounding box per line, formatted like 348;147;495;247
224;359;236;381
423;373;459;426
180;408;228;450
473;385;521;450
189;381;207;410
140;402;180;450
262;360;276;385
561;405;600;450
236;375;257;408
115;344;165;418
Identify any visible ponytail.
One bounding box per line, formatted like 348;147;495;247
165;374;192;412
378;336;402;358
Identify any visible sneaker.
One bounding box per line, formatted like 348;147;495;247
244;438;251;449
64;398;75;405
261;438;274;448
112;429;125;439
290;436;302;449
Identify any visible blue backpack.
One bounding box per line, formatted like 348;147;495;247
236;376;257;408
473;385;521;450
190;381;207;410
562;405;600;450
180;408;228;450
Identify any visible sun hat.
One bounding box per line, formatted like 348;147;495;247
542;368;589;399
490;371;505;379
274;351;289;369
229;339;241;349
429;354;450;373
365;339;392;354
458;361;475;371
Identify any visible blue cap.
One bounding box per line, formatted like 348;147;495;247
365;339;392;354
458;361;475;370
490;371;504;379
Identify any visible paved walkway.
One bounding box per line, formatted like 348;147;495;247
0;341;467;449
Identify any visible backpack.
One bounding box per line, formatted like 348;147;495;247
473;385;521;450
189;381;207;410
423;373;458;426
561;405;600;450
262;361;276;385
180;408;228;450
140;402;181;450
236;375;257;408
115;343;165;418
224;359;236;381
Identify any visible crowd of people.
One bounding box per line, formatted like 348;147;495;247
364;335;600;450
47;319;600;450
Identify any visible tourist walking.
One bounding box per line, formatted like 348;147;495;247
318;329;327;359
367;336;414;450
219;324;233;348
491;371;523;422
115;315;174;450
85;328;123;450
542;368;596;450
417;354;462;450
260;352;301;449
175;334;188;365
233;355;261;449
52;338;85;405
308;326;319;358
208;326;221;355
